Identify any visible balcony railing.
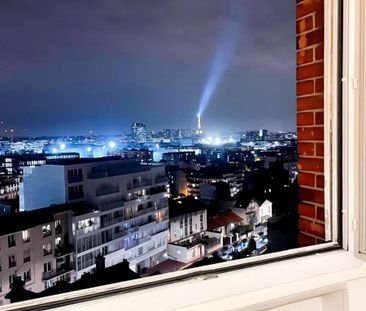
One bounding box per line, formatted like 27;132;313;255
42;263;73;280
43;249;52;256
113;226;139;239
137;206;155;216
76;223;100;236
138;236;151;245
43;230;52;237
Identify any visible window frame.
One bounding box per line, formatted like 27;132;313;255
3;0;360;310
357;0;366;256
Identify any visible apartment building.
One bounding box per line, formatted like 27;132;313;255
186;165;244;198
167;198;221;264
0;205;74;305
19;157;169;276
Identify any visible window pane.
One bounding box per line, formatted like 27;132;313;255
0;0;333;307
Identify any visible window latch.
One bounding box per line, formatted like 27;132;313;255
352;77;358;89
352;219;358;230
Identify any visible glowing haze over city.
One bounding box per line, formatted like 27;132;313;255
0;0;295;136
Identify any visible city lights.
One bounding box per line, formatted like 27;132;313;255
108;141;116;148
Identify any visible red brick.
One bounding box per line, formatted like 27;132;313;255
316;142;324;156
299;232;316;246
315;78;324;92
298;157;324;172
299;218;325;237
298;172;315;187
298;187;324;204
315;111;324;125
297;15;314;33
297;112;314;125
298;142;315;156
297;126;324;141
317;206;325;221
297;95;323;110
297;80;314;96
315;9;324;28
297;62;324;80
315;44;324;60
297;48;314;65
316;174;324;188
297;29;324;50
296;0;324;19
299;202;316;218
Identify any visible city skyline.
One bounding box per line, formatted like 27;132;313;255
0;0;295;136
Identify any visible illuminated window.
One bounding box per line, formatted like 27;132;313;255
42;225;51;237
22;230;30;243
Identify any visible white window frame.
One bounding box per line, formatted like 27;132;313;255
4;1;366;310
358;0;366;256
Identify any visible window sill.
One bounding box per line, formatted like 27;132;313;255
5;249;366;311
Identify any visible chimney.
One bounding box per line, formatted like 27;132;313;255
95;254;105;272
122;258;129;269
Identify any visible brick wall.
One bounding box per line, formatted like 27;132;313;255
296;0;325;246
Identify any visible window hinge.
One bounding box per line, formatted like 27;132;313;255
352;77;358;89
352;219;358;230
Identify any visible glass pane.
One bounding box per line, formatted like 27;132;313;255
0;0;331;306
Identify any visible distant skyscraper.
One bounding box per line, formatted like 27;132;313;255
131;122;147;143
259;129;268;141
196;114;203;136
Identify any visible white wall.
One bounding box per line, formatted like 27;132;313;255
20;165;66;211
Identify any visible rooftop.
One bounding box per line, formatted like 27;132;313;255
0;203;83;236
169;197;206;219
45;156;126;165
207;211;243;230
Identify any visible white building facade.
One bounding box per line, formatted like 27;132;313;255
19;158;170;276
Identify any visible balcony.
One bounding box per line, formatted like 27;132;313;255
55;244;74;257
76;223;100;237
114;226;139;239
138;236;151;245
137;206;156;216
42;263;73;280
43;249;52;256
43;230;52;238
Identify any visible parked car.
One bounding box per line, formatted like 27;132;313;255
218;246;234;260
232;241;244;251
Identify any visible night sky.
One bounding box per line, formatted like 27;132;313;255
0;0;295;136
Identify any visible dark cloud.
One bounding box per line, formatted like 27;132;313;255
0;0;295;136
